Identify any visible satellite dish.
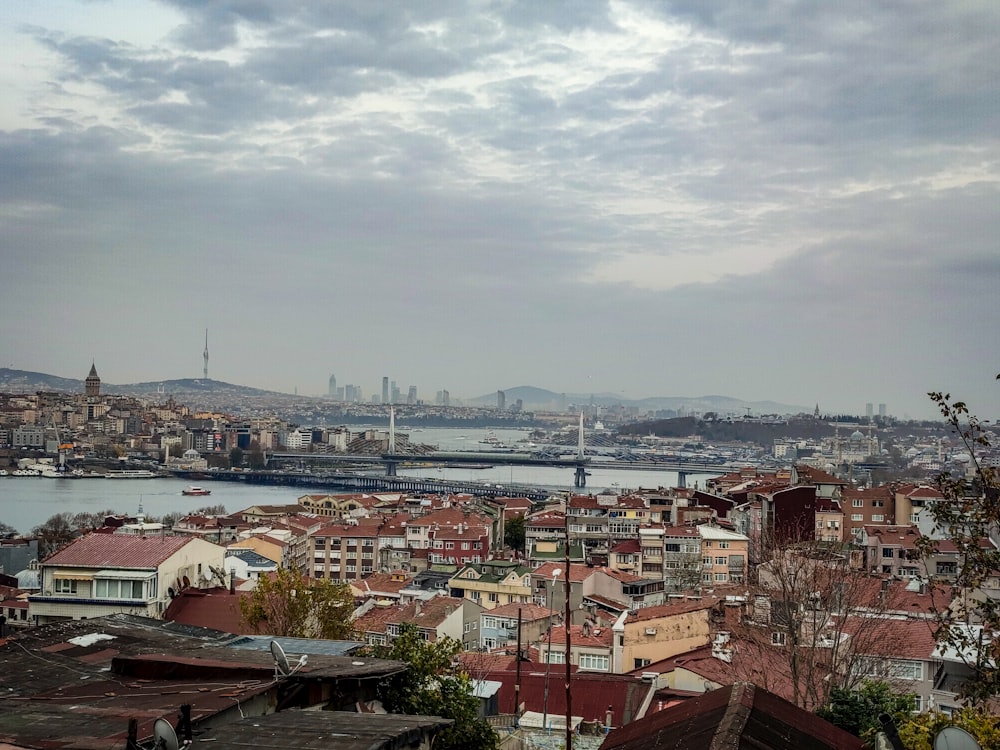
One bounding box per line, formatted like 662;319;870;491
152;719;179;750
934;726;982;750
270;640;291;676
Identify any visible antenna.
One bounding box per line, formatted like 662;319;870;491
270;640;291;676
152;719;179;750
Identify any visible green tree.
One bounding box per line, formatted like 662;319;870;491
239;567;354;639
922;379;1000;704
229;446;244;468
816;680;915;745
504;514;526;556
371;624;497;750
898;706;1000;750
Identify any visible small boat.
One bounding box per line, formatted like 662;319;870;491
182;485;211;496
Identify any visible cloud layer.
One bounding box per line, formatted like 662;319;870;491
1;0;998;418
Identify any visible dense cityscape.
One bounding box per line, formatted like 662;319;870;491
1;364;998;749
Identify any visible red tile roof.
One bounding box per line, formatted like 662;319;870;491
604;682;864;750
44;533;208;568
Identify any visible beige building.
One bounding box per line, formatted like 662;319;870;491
698;525;749;586
612;598;719;673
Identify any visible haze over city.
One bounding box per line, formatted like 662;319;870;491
1;1;998;420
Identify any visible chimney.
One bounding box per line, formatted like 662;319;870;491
229;569;235;595
605;707;613;734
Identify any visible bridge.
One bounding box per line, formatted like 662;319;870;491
267;410;595;488
172;468;553;501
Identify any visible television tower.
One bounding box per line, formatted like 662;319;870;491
203;329;209;380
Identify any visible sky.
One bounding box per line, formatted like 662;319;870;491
0;1;998;420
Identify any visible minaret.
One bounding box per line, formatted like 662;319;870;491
203;329;209;380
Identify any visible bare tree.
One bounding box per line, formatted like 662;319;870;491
724;534;915;710
919;384;1000;704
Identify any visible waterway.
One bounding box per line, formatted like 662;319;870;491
0;427;719;535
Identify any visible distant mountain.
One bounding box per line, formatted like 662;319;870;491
472;385;808;415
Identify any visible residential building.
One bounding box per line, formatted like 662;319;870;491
841;485;894;541
29;533;225;624
310;523;380;581
352;596;483;649
449;560;532;610
479;601;557;651
538;623;615;672
613;597;720;673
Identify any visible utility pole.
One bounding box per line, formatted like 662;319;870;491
565;519;573;750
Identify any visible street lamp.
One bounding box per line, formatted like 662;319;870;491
542;567;562;732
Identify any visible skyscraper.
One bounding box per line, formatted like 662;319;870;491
407;385;417;405
497;390;506;411
382;376;389;404
329;374;337;398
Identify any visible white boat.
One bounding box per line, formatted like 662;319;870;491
182;485;211;496
105;470;158;479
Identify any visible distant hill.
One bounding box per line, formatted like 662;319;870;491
472;384;808;416
1;368;808;416
0;368;283;399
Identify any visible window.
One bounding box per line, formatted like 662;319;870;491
483;616;498;629
488;592;499;602
579;653;609;671
703;557;712;566
851;514;863;521
853;499;863;507
719;542;730;549
771;631;787;646
634;658;651;669
882;549;895;558
386;624;401;636
715;556;727;565
96;579;146;599
889;660;922;680
872;514;884;522
445;542;454;550
462;542;470;550
714;573;728;582
545;650;566;664
54;578;78;594
665;543;681;552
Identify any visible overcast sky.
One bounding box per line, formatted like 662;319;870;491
1;1;998;419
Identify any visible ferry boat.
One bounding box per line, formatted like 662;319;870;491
182;485;211;496
105;470;158;479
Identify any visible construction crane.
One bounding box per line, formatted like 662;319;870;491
47;412;73;474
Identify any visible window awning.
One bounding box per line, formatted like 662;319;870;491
94;569;156;580
52;570;94;580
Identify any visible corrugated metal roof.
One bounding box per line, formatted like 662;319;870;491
43;533;210;569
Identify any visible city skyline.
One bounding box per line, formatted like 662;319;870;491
1;2;998;420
